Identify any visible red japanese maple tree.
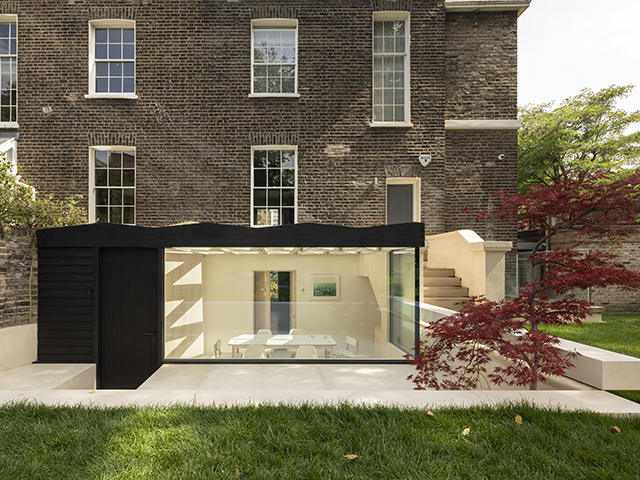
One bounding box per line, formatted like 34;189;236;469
409;170;640;390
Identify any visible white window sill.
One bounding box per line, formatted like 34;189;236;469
248;93;300;99
370;122;413;128
85;93;139;100
0;123;19;129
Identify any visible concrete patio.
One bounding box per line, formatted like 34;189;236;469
1;363;639;415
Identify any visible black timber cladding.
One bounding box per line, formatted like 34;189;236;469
36;222;426;248
37;247;96;363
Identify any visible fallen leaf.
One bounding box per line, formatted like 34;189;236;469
610;426;621;434
427;410;434;416
344;454;358;460
235;469;241;478
89;391;95;394
73;429;79;432
246;441;252;446
461;428;470;436
515;415;523;425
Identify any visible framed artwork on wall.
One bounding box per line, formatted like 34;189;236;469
310;274;340;300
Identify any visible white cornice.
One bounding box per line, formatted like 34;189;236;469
445;0;531;17
445;119;522;130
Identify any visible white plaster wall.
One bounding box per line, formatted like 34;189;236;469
165;252;205;359
0;324;37;371
202;253;381;357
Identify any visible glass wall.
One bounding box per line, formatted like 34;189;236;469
164;246;417;360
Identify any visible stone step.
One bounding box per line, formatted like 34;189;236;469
421;297;470;311
423;268;456;278
423;286;469;297
423;276;461;287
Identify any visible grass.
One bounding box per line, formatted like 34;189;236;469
541;314;640;359
542;314;640;404
0;402;639;480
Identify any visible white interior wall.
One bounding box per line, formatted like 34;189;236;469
201;252;381;357
164;251;205;359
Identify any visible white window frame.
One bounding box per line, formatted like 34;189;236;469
85;19;138;100
250;145;298;227
0;14;18;128
371;12;411;128
386;177;421;223
249;19;300;98
89;146;136;225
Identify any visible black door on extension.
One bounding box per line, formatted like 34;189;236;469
100;248;161;389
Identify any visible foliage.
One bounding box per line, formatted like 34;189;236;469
0;160;86;234
518;85;640;192
1;402;640;479
410;171;640;390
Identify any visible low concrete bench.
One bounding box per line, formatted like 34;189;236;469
557;339;640;390
0;364;96;391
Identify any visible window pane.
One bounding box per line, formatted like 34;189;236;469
108;169;122;187
268;170;281;187
282;189;295;206
374;22;384;37
254;189;266;206
123;44;134;59
110;189;122;206
254;150;267;168
384;106;394;121
384;89;393;105
282;150;295;167
281;208;295;225
95;150;108;167
95;169;107;186
268;150;281;168
373;37;383;54
254;31;267;47
394;88;404;104
282;48;295;63
109;28;121;43
254;47;267;63
109;44;121;60
96;207;109;223
395;106;405;122
267;47;280;63
96;44;108;59
123;78;135;93
267;65;281;77
110;207;122;224
394;56;404;71
109;152;122;167
0;24;9;37
395;36;405;54
394;21;406;37
95;28;108;43
122;151;135;168
254;208;268;226
267;30;282;46
122;169;135;186
254;169;266;187
373;72;383;88
0;39;9;55
268;189;280;206
110;78;122;92
95;188;108;206
96;62;108;76
384;37;394;54
123;207;135;225
254;65;267;77
96;78;108;92
282;31;295;46
282;169;295;186
123;189;135;205
122;29;134;43
374;57;383;72
373;106;382;122
254;76;267;93
282;78;294;93
374;89;383;104
123;62;135;76
110;62;122;76
10;39;16;55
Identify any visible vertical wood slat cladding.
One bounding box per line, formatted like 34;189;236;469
37;248;96;362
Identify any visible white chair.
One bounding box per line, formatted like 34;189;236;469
243;344;266;359
213;339;232;359
295;345;318;359
287;328;304;358
256;329;274;357
333;335;364;358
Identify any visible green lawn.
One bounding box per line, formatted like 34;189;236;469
541;314;640;359
0;402;639;479
542;314;640;404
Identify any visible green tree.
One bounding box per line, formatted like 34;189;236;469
518;85;640;192
0;159;86;234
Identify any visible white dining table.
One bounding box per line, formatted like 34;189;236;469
228;334;337;358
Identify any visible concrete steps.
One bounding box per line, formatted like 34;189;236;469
423;267;470;311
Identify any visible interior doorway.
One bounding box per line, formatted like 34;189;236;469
254;271;296;334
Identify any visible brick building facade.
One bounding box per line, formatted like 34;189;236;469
1;0;527;242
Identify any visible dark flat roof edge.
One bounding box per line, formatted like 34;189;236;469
36;222;425;248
